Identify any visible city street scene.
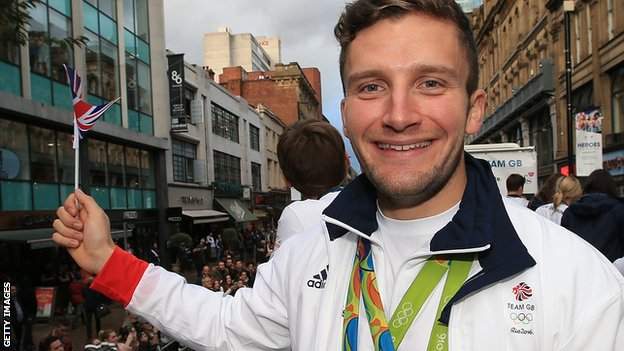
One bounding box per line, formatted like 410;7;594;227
1;0;624;350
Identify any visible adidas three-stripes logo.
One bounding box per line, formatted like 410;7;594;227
307;265;329;289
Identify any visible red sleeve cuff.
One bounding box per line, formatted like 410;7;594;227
90;246;149;307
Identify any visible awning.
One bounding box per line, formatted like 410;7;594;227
215;198;257;222
182;210;230;224
0;228;129;249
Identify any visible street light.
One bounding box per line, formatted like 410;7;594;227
564;0;575;175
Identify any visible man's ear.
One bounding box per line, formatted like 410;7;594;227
465;89;487;135
340;98;350;139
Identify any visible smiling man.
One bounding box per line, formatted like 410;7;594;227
52;1;624;350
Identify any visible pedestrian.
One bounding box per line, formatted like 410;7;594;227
52;1;624;349
275;119;348;249
535;175;582;225
504;173;529;207
562;169;624;261
527;173;563;211
38;335;64;351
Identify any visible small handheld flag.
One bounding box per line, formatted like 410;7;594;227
63;64;120;189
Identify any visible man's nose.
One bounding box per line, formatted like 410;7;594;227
382;88;422;132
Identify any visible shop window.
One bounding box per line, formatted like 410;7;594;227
140;150;155;189
33;183;60;210
127;188;142;209
29;126;58;183
143;190;156;208
1;181;31;210
126;146;140;188
88;139;108;186
0;119;30;180
111;187;127;209
91;186;110;209
57;132;74;183
108;143;125;187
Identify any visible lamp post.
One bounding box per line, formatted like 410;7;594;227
564;1;575;174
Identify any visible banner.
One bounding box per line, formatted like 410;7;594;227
35;287;56;319
167;54;188;133
575;108;603;176
466;146;538;194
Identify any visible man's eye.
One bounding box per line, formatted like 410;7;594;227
422;80;441;89
361;84;381;93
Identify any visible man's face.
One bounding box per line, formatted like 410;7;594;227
218;261;225;269
50;340;64;351
341;13;485;215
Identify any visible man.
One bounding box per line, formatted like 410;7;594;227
505;173;529;207
275;119;348;248
38;336;64;351
52;1;623;350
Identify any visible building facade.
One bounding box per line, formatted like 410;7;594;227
219;63;323;126
0;0;172;272
470;0;624;194
203;27;281;81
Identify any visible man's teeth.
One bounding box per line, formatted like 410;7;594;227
378;142;431;151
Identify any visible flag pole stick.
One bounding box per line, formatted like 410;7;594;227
74;122;79;190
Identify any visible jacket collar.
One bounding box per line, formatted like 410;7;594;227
322;153;536;324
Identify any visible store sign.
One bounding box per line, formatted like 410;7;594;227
575;108;604;176
604;149;624;176
167;54;188;133
181;195;204;205
167;207;183;222
123;211;138;220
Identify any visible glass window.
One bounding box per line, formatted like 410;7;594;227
211;103;239;143
143;189;155;208
135;0;149;42
140;113;153;135
49;9;73;82
128;109;140;132
91;186;110;209
1;181;32;210
31;73;52;105
33;183;60;210
85;29;100;96
251;162;261;191
136;38;149;64
127;188;141;208
137;61;152;115
126;146;140;187
49;0;71;16
29;3;50;77
213;151;241;185
172;139;196;183
107;143;124;187
99;0;116;19
124;29;136;55
612;67;624;134
104;103;121;125
111;187;126;209
0;119;30;180
57;131;74;183
100;39;118;100
52;80;72;110
99;13;117;44
140;150;155;188
125;54;138;111
29;126;57;183
123;0;135;32
83;1;99;33
0;62;21;96
88;139;107;186
249;125;260;151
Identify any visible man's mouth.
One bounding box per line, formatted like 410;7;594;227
376;141;432;151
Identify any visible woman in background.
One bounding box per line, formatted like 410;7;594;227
536;175;582;225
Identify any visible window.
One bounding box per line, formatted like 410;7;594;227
29;1;73;82
184;86;195;121
29;126;57;183
249;125;260;151
212;103;239;142
107;143;125;187
251;162;261;192
612;67;624;134
172;139;196;183
0;119;30;180
88;139;108;186
213;151;241;185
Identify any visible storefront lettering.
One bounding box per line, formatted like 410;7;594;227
181;196;204;205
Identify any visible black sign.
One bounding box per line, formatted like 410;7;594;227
167;207;183;223
167;54;188;133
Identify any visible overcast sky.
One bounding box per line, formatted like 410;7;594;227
163;0;362;172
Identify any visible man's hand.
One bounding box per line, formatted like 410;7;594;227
52;189;115;275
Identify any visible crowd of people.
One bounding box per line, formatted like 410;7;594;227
507;169;624;272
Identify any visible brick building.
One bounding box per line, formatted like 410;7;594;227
219;62;323;126
468;0;624;194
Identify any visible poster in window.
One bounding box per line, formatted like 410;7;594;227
575;108;603;176
35;287;56;319
168;53;187;133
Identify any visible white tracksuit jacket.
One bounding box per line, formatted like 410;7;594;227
93;156;624;350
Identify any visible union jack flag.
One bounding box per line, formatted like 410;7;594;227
63;64;120;148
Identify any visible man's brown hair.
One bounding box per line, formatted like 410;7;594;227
334;0;479;95
277;119;347;199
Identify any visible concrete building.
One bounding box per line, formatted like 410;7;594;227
203;27;281;81
0;1;171;271
456;0;483;13
469;0;624;194
219;63;323;126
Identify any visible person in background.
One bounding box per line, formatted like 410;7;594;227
275;119;348;249
504;173;529;207
535;175;582;225
527;173;564;211
39;335;64;351
562;169;624;261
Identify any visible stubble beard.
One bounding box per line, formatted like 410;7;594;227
360;139;465;209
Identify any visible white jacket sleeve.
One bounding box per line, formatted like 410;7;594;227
275;204;304;248
127;253;291;350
